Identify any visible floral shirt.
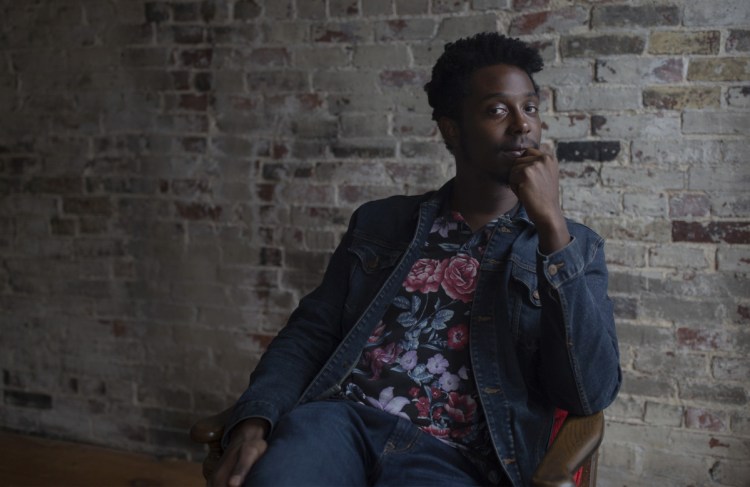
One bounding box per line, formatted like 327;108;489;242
342;205;519;462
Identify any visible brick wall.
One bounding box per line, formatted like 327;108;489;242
1;0;748;484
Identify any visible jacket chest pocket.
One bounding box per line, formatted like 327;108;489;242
509;261;542;342
342;237;405;328
349;241;403;274
510;261;545;393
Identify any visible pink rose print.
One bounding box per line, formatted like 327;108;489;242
426;353;449;375
447;323;469;350
450;426;473;440
441;254;479;303
404;258;447;293
364;342;401;380
415;396;430;417
421;424;450;439
367;321;386;344
444;392;477;424
432;406;444;420
409;387;421;398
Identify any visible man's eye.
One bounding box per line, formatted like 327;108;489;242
489;106;507;116
525;105;538;113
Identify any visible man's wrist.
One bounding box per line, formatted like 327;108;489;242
536;211;570;255
232;417;271;441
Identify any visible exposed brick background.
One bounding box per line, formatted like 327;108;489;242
1;0;748;484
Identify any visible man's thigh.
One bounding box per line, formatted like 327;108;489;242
244;400;486;487
243;400;374;486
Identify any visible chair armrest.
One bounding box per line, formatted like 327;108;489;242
531;411;604;487
190;407;233;480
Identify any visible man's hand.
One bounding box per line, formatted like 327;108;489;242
209;418;270;487
508;147;571;255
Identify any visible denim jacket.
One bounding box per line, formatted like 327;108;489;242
224;180;621;486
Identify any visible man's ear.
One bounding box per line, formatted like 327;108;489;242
437;116;460;154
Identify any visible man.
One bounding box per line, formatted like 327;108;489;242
211;32;621;487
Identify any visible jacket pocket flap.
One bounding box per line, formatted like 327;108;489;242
348;241;403;273
511;261;541;307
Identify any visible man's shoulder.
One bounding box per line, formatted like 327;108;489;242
356;189;437;215
348;189;439;242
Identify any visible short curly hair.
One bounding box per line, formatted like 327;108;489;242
424;32;544;122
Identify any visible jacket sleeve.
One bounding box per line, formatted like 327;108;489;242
535;226;621;415
220;209;360;448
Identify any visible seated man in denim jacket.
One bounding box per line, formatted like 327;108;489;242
211;32;621;487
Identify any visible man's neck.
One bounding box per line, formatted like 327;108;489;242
449;172;519;232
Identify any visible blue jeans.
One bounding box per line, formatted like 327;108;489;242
244;400;490;486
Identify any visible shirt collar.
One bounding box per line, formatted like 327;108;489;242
430;178;534;227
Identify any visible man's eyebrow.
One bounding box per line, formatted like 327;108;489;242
479;91;539;101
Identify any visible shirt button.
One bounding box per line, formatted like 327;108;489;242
548;264;559;276
532;290;540;300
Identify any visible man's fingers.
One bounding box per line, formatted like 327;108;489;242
227;440;268;487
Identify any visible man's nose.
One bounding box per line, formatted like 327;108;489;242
508;111;530;135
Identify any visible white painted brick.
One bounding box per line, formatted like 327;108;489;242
601;166;685;190
685;0;750;26
632;140;722;166
562;186;621;215
623;192;667;217
541;113;589;139
594;112;682;139
689;164;750;191
683;111;750;135
717;247;750;272
534;62;594;87
596;57;683;84
649;243;714;270
556;86;642;111
643;401;683;427
725;86;750;108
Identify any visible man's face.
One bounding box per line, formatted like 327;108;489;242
448;63;542;184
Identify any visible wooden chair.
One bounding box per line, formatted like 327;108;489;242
190;407;604;487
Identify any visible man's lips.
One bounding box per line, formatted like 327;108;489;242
497;147;528;158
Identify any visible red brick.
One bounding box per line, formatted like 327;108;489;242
510;7;588;36
63;197;112;216
259;247;283;266
177;48;213;69
175;202;222;221
179;94;209;111
257;183;275;202
171;26;205;44
685;408;727;432
26;177;82;194
379;70;428;87
672;221;750;244
676;328;724;351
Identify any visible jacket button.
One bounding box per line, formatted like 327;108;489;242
548;264;558;276
532;289;540;300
